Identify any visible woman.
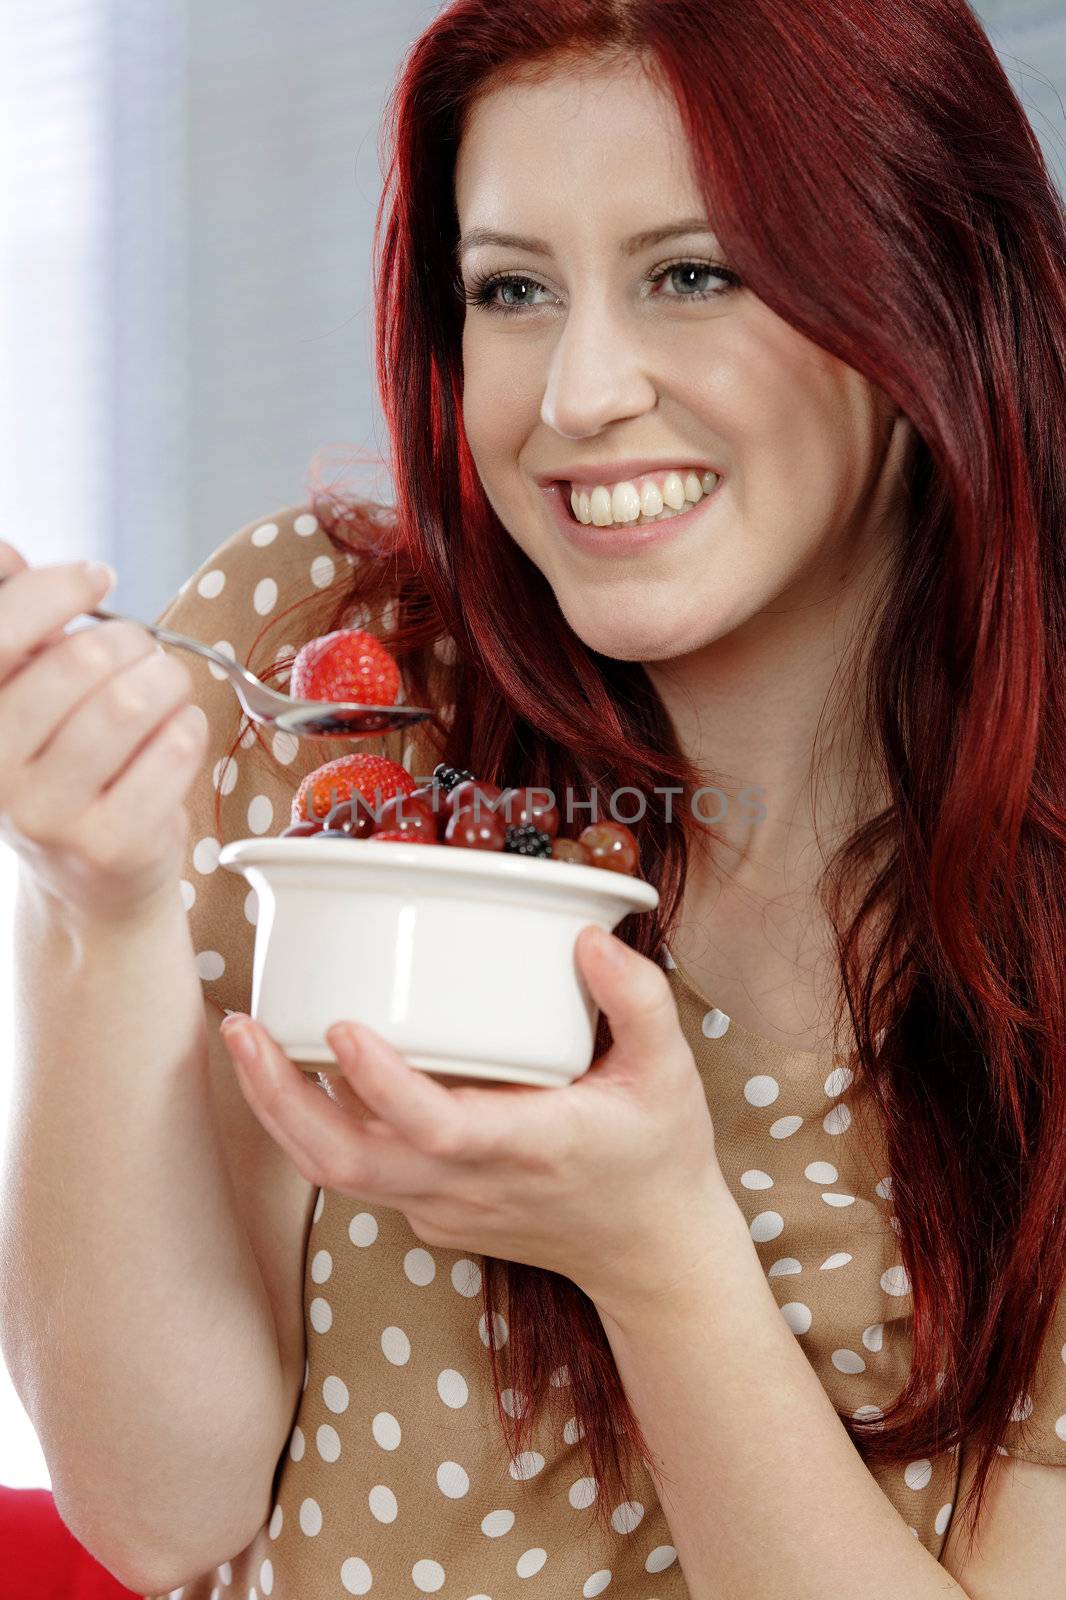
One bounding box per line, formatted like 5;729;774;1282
3;1;1064;1596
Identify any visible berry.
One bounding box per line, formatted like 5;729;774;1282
432;762;476;795
444;806;507;851
503;823;552;858
323;798;375;839
291;629;401;709
578;821;640;875
550;836;592;866
499;786;560;839
446;779;505;819
372;794;438;842
291;753;414;825
280;820;322;838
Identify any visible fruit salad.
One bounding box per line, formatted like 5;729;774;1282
276;629;644;878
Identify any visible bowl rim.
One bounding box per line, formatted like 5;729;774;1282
219;834;659;911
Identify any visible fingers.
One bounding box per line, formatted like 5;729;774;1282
0;556;116;690
325;1022;471;1160
575;925;683;1063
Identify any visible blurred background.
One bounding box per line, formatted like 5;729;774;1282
1;0;1064;1489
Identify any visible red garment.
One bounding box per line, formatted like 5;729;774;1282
0;1487;140;1600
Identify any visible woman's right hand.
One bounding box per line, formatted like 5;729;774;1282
0;540;211;925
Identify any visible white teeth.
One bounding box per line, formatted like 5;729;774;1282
566;468;719;528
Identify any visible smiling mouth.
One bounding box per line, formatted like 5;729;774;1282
558;471;721;530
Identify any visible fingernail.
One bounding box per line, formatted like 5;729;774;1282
83;559;117;589
221;1018;259;1066
592;927;627;967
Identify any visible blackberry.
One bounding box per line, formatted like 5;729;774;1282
503;823;552;858
432;762;476;795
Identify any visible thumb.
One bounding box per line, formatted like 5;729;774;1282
576;924;682;1062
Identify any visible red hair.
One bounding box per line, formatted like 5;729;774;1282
216;0;1066;1558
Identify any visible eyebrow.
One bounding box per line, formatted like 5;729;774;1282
456;218;716;262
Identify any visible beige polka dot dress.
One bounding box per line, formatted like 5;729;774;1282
142;505;1066;1598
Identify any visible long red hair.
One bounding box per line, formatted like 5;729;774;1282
215;0;1066;1558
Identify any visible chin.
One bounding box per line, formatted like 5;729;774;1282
555;595;700;664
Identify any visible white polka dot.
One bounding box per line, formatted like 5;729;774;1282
479;1311;509;1347
310;1249;332;1284
769;1115;803;1138
569;1476;597;1509
437;1369;469;1408
934;1503;953;1535
313;1189;325;1224
437;1460;469;1498
875;1176;894;1200
433;634;458;665
745;1075;780;1106
340;1557;373;1595
781;1302;813;1335
1010;1391;1034;1422
253;577;278;616
583;1573;612;1598
768;1257;802;1276
611;1499;645;1533
659;944;676;969
271;728;299;765
323;1376;350;1413
881;1264;911;1296
451;1258;482;1297
293;513;319;536
289;1426;305;1461
805;1161;839;1183
509;1450;545;1480
825;1064;854;1097
863;1323;885;1351
821;1191;856;1207
482;1508;515;1536
251;522;279;546
820;1252;853;1270
193;835;222;874
1055;1414;1066;1442
549;1364;570;1387
268;1505;283;1539
404;1247;436;1285
369;1485;398;1523
381;596;399;631
259;1558;273;1594
213;755;238;796
243;887;259;926
853;1404;885;1424
412;1559;445;1592
195;951;225;981
832;1348;867;1373
197;569;226;599
179;878;196;910
207;640;236;680
310;553;336;588
501;1388;528;1418
700;1007;730;1038
381;1326;411;1365
904;1459;933;1490
247;794;273;835
516;1548;547;1577
563;1416;586;1444
823;1102;852;1135
750;1210;784;1242
740;1169;774;1189
646;1545;678;1573
373;1412;401;1450
218;1562;232;1584
349;1212;378;1247
309;1296;332;1333
316;1423;341;1461
299;1497;322;1535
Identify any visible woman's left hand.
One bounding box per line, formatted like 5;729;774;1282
220;923;737;1317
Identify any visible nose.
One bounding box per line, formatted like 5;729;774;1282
539;295;659;439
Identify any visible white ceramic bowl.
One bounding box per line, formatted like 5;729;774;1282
219;836;660;1088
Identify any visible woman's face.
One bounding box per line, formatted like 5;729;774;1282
455;57;909;663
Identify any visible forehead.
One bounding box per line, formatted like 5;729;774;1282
454;60;702;233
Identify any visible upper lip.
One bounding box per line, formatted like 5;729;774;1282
534;458;723;488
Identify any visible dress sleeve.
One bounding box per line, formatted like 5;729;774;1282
151;502;416;1020
996;1274;1066;1466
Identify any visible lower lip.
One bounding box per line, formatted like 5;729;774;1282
540;477;723;555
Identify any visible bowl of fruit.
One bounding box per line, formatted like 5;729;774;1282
217;627;658;1087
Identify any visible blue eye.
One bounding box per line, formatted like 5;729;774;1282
460;259;740;315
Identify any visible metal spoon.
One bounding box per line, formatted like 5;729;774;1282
38;590;435;738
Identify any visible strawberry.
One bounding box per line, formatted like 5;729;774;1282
291;628;401;709
291;753;415;825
